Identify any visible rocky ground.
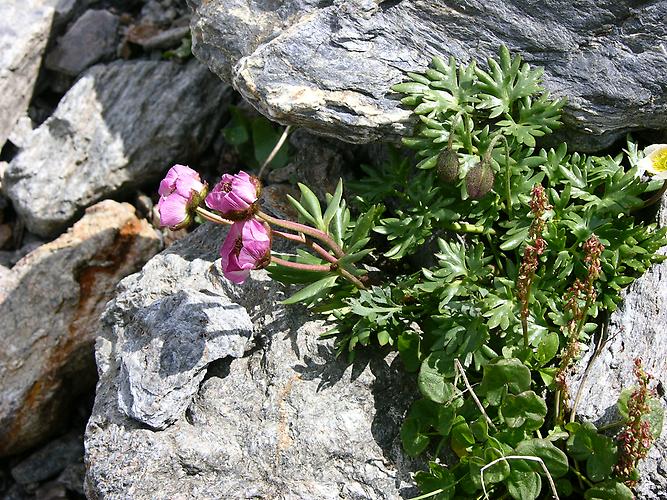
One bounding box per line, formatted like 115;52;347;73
0;0;666;499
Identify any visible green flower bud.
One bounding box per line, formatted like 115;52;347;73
436;148;460;183
465;162;495;199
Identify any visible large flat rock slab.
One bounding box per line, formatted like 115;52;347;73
0;200;161;457
85;222;419;499
189;0;667;150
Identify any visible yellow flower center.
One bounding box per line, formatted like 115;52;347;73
653;149;667;173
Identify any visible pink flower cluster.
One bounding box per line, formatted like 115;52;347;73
157;165;271;284
157;165;207;229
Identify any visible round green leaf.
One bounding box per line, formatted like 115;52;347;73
419;354;457;403
401;417;430;457
500;391;547;430
514;438;569;478
584;480;633;500
507;468;542;500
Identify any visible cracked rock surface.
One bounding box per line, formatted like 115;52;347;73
85;222;419;499
4;59;232;238
189;0;667;150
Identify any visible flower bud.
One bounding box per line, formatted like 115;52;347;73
157;164;207;229
465;162;495;199
220;218;272;284
206;171;261;221
436;148;460;183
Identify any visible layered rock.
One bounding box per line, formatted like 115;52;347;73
0;201;161;457
0;0;54;149
569;196;667;499
189;0;667;150
85;222;418;499
4;59;232;238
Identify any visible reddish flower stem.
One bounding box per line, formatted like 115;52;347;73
271;230;338;264
270;256;332;273
257;210;345;258
195;206;233;225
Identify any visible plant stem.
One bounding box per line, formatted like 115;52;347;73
195;206;233;225
257;210;345;258
597;420;624;432
272;230;338;264
503;135;513;218
338;267;367;290
271;255;331;273
258;125;291;180
571;463;593;488
570;317;608;423
455;359;497;432
640;179;667;209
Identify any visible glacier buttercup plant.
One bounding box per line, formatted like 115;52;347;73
637;144;667;179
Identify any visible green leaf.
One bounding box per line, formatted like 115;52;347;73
281;275;338;305
222;107;249;146
251;117;288;169
418;355;457;403
414;462;456;500
514;438;569;478
436;405;458;438
584;480;633;500
478;357;531;405
507;466;542;500
286;194;318;226
323;179;344;230
450;417;475;457
565;422;617;482
536;332;560;366
401;417;430;456
500;391;547;430
397;331;421;372
297;183;324;228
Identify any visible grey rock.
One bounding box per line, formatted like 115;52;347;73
11;432;83;485
85;222;419;499
5;59;232;238
45;9;119;76
569;195;667;499
118;289;254;429
0;0;54;150
134;25;190;50
0;200;161;456
189;0;667;150
55;462;85;495
140;0;177;27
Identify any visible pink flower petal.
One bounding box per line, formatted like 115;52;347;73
157;192;189;227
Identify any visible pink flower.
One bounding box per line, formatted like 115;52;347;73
205;171;261;220
220;218;271;284
157;164;207;228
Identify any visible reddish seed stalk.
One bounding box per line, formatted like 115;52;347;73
516;184;551;347
614;358;656;486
